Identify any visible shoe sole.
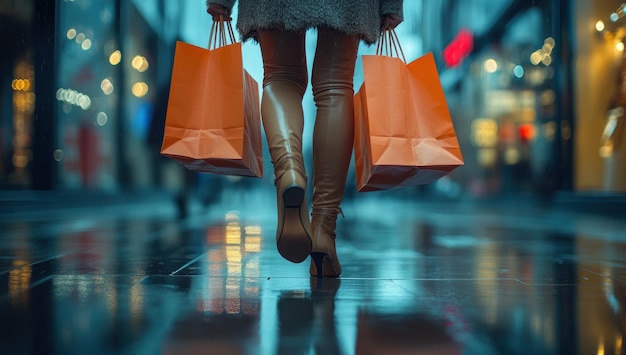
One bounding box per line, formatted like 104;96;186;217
277;186;312;263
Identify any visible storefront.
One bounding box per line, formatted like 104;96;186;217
54;0;166;190
575;0;626;193
0;0;38;189
0;0;200;191
425;0;574;198
434;0;626;198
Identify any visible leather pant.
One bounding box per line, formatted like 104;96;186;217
258;28;359;275
258;27;359;210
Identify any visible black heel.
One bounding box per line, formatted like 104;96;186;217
310;252;328;278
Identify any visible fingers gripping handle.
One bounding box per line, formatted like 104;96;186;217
376;29;406;63
208;15;237;50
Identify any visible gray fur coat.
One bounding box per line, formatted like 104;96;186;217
206;0;404;44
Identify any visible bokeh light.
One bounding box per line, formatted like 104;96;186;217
484;59;498;73
132;82;149;98
131;55;149;72
66;28;77;40
109;50;122;65
101;78;114;95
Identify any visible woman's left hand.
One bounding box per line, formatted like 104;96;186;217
381;14;403;30
207;3;232;21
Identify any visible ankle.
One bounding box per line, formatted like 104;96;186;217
273;156;306;186
311;207;343;218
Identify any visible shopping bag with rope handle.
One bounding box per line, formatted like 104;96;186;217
161;17;262;178
353;29;463;192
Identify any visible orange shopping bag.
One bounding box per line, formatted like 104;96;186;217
161;19;262;178
354;30;463;192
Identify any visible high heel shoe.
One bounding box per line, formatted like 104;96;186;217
309;207;343;278
274;157;312;263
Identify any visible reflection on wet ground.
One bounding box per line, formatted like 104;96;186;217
1;189;625;354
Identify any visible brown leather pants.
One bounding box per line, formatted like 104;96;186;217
259;28;359;275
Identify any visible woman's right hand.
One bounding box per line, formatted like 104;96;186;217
381;14;403;30
207;3;232;21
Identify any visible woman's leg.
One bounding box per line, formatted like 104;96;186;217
309;27;360;277
257;30;312;263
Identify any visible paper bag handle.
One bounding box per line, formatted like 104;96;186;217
208;15;237;50
376;29;406;63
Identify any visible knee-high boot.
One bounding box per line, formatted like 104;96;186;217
262;82;312;263
308;87;352;277
309;30;359;277
258;30;312;263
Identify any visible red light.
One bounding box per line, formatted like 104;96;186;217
443;29;474;67
519;123;536;142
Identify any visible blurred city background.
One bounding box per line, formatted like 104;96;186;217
1;0;625;211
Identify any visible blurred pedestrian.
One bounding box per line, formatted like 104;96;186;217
207;0;403;277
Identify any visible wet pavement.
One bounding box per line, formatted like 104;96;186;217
1;188;625;355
